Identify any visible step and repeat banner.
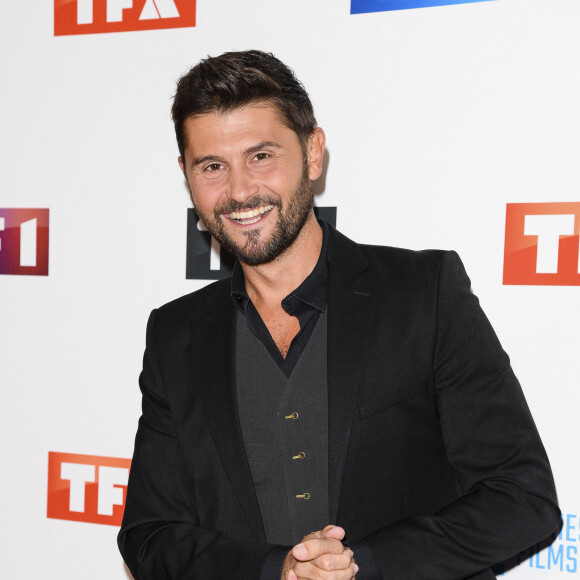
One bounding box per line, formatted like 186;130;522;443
1;0;579;578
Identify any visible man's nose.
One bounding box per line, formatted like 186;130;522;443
227;167;258;203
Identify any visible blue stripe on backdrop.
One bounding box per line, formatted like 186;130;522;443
351;0;496;15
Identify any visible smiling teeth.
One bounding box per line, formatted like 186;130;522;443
229;205;274;221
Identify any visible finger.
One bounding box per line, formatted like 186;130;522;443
310;549;354;571
293;537;345;561
321;525;346;541
293;560;359;579
286;570;298;580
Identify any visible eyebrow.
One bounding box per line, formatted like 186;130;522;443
190;141;282;169
190;154;225;169
243;141;282;156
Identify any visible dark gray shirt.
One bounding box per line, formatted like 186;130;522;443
231;220;329;377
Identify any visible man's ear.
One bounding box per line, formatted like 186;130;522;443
306;128;326;181
178;156;185;174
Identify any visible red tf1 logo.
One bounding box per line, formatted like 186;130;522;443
47;452;131;526
0;209;49;276
504;202;580;286
54;0;196;36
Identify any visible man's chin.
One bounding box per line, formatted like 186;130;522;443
227;239;279;267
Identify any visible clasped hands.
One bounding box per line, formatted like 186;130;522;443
282;525;358;580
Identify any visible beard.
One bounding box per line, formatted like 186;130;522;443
194;168;314;266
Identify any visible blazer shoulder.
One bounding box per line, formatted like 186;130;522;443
374;246;457;295
329;223;452;273
359;241;459;282
362;243;449;266
329;224;464;291
155;277;232;322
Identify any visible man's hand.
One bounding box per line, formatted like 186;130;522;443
281;525;358;579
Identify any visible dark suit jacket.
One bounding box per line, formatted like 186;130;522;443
118;224;559;580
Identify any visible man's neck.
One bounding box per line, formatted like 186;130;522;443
240;212;323;309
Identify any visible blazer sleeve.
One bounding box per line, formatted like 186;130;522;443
117;310;279;580
363;251;560;579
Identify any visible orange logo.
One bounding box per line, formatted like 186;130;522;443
54;0;196;36
503;202;580;286
47;452;131;526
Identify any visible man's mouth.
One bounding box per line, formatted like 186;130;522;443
223;204;274;225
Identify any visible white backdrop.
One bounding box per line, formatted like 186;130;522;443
1;0;579;577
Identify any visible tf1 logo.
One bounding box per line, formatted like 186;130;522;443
0;209;49;276
54;0;196;36
503;202;580;286
186;206;337;280
47;452;131;526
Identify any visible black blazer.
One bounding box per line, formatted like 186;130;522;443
119;225;559;580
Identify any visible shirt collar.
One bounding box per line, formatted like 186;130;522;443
231;219;330;314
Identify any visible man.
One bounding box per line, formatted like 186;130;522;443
118;50;559;580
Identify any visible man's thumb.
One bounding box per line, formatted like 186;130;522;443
322;525;346;540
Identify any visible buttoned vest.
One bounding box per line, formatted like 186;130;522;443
236;309;329;545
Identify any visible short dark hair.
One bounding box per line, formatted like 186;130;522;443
171;50;317;158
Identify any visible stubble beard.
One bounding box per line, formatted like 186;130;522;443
194;168;314;266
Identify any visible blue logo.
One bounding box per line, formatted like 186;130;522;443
492;513;579;575
351;0;495;14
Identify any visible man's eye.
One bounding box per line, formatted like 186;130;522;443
204;163;222;172
254;153;270;161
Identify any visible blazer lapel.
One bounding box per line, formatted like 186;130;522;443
327;227;380;523
183;282;266;542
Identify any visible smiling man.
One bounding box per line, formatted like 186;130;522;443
180;104;320;268
118;51;559;580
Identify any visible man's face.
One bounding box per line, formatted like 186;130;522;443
179;103;324;266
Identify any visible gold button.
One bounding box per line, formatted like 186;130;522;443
285;412;299;419
296;493;311;500
292;452;306;460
